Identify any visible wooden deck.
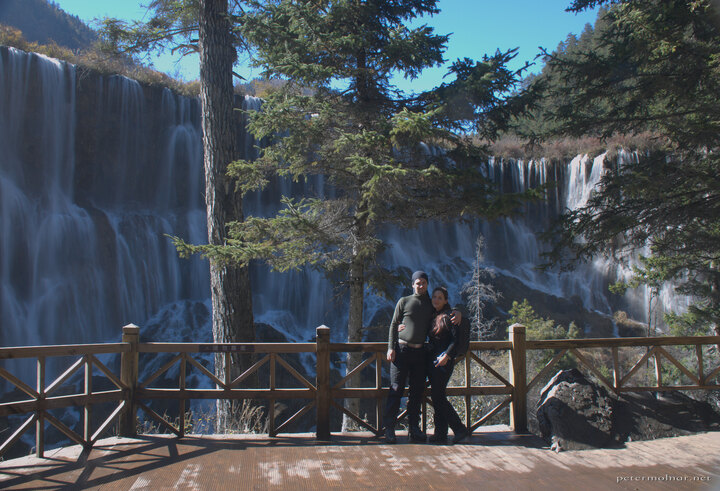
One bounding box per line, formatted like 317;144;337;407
0;426;718;490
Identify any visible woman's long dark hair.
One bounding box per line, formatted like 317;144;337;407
431;287;450;336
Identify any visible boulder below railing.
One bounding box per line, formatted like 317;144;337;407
537;368;720;452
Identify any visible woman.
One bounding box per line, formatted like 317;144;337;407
427;286;470;444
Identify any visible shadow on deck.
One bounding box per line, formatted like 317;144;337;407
1;426;718;490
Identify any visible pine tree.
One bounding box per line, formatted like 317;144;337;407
175;0;539;429
542;0;720;336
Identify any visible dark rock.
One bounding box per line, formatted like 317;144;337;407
707;390;720;417
614;391;720;442
537;368;616;451
536;369;720;451
255;322;289;343
490;275;616;338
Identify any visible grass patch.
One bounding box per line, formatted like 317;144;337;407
0;24;200;97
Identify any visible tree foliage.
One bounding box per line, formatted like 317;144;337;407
508;299;581;341
97;0;204;63
511;21;599;139
539;0;720;335
508;299;580;370
177;0;539;330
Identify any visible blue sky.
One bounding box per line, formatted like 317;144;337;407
53;0;599;90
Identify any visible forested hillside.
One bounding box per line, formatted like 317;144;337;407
0;0;96;51
525;0;720;337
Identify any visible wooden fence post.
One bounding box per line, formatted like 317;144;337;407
509;323;527;433
120;324;140;437
36;356;45;458
316;326;331;440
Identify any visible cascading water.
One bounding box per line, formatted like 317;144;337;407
0;47;207;350
0;47;684;389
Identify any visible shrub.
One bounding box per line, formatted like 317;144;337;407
487;132;667;161
136;400;268;435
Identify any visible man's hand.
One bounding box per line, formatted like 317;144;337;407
450;310;462;325
387;348;395;362
397;323;406;332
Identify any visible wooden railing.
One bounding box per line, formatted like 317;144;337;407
1;324;718;458
526;336;720;394
0;342;131;458
135;328;318;439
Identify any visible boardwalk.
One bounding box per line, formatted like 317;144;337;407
0;426;718;490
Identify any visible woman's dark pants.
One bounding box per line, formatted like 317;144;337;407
428;356;465;437
383;345;426;434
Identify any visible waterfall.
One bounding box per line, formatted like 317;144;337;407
0;47;209;355
0;47;683;381
372;152;643;330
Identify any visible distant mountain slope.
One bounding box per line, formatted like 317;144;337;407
0;0;96;51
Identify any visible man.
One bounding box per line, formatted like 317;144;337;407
384;270;460;444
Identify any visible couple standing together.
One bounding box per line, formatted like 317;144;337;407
383;270;470;444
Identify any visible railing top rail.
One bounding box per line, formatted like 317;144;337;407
328;343;386;353
528;335;720;350
328;340;512;352
0;343;129;359
2;335;716;360
469;340;513;350
139;342;316;354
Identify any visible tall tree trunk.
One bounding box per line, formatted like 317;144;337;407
199;0;255;432
711;263;720;353
342;254;364;431
341;40;373;431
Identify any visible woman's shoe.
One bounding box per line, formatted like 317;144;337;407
452;428;470;444
428;433;447;444
409;430;427;443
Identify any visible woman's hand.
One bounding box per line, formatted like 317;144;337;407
434;352;450;367
397;324;406;332
387;348;395;362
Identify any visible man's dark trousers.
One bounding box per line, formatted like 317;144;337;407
383;344;426;432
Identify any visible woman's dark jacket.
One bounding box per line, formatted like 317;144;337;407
428;306;459;359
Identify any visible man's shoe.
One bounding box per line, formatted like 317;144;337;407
452;428;470;444
409;430;427;443
428;433;447;444
384;428;396;444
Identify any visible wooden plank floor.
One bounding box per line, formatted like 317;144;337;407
0;426;718;490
